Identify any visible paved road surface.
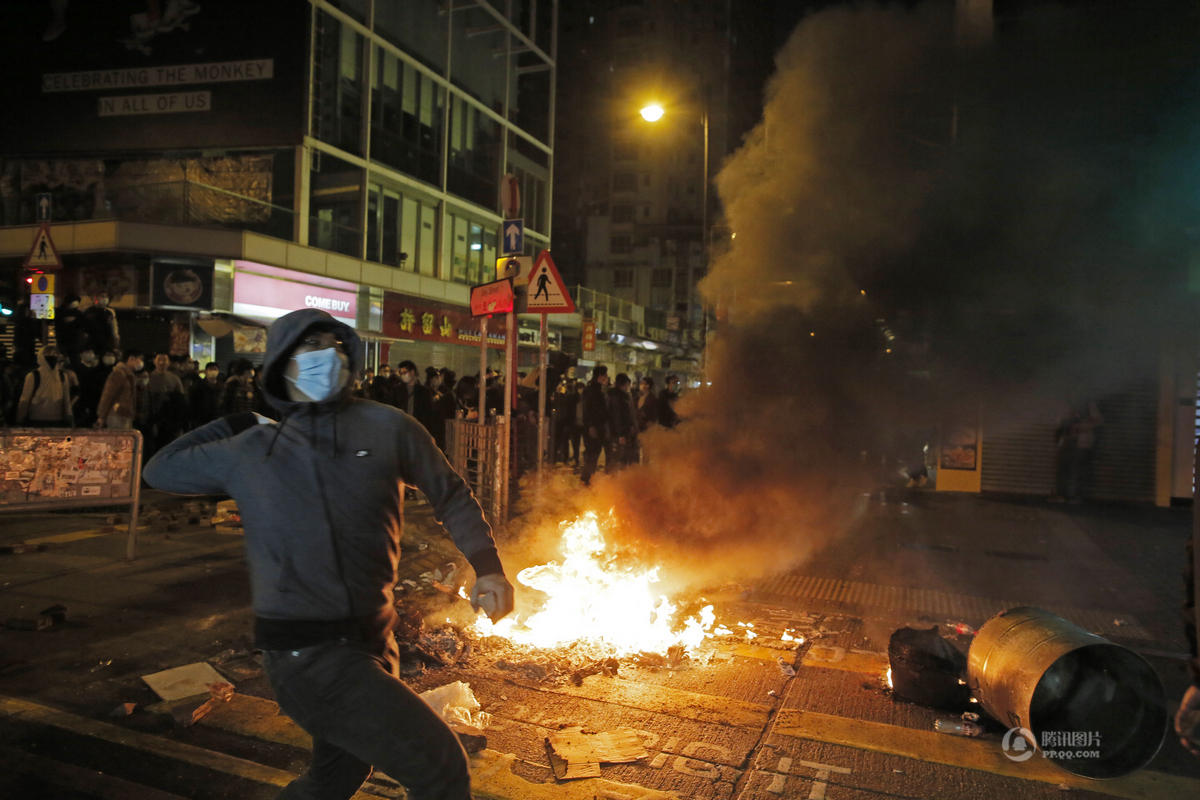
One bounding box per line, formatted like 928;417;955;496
0;487;1197;799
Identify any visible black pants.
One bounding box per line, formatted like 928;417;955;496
581;432;611;485
264;636;471;800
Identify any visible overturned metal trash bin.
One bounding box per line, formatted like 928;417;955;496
967;607;1166;778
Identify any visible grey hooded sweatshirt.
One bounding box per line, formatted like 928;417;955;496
144;308;502;649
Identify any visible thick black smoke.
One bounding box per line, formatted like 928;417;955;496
526;1;1200;589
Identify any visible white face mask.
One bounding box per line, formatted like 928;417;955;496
286;347;349;402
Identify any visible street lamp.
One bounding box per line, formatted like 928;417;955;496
638;98;710;370
639;103;665;122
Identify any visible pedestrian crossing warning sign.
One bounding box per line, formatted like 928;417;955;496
526;250;574;313
23;224;63;271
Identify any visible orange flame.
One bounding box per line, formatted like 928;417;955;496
472;511;726;655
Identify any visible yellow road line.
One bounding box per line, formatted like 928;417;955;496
550;676;774;728
801;647;889;676
773;708;1198;800
24;527;122;545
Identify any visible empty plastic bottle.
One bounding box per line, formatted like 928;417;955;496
934;719;983;737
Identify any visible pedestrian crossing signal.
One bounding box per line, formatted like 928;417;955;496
525;250;574;313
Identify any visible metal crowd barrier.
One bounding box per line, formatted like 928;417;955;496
0;429;144;560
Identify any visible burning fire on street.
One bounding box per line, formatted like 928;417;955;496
467;511;739;658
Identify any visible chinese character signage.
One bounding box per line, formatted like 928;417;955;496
382;292;506;349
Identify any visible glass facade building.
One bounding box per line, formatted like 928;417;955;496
0;0;557;374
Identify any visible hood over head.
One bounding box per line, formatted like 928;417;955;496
37;343;63;370
260;308;360;414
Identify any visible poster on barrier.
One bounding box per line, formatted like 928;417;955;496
0;430;138;506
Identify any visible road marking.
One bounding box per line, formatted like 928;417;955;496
800;647;889;676
772;707;1199;799
549;676;773;728
24;527;127;545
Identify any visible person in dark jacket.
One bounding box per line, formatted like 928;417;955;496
73;348;107;428
636;376;659;435
552;372;580;464
189;361;223;428
396;359;436;434
54;293;86;365
144;308;514;800
580;365;612;485
607;372;638;469
219;358;258;415
429;367;458;451
659;373;681;429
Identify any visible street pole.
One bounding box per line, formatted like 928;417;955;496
699;96;710;379
536;312;547;506
478;317;488;421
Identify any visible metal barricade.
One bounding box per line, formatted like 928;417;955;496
446;418;509;524
0;429;144;560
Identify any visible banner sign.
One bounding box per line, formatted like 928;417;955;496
0;1;306;154
382;291;507;349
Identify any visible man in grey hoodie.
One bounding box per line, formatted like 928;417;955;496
145;308;513;800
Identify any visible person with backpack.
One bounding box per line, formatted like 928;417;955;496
15;344;77;427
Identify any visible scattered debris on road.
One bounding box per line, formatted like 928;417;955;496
887;625;971;711
141;661;231;702
546;726;648;780
418;680;490;752
4;603;67;631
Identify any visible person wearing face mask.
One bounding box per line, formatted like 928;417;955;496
143;308;513;800
95;349;144;430
15;344;77;427
74;348;107;428
189;361;223;428
395;359;436;437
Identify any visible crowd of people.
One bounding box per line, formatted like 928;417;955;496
2;301;683;484
550;365;681;484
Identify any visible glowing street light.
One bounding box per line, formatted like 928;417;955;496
639;103;665;122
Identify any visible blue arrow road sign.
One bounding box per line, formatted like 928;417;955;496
502;218;524;255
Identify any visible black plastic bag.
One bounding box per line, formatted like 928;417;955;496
888;626;971;710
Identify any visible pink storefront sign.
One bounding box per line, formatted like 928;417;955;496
232;263;358;326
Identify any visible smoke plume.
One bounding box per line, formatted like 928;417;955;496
519;1;1200;589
